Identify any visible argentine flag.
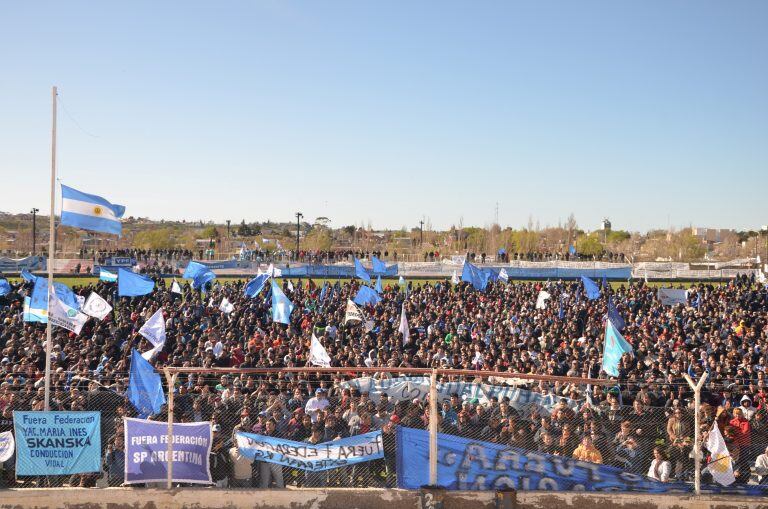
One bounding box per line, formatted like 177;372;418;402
61;184;125;235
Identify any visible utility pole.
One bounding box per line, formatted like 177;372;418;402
226;219;231;238
419;220;424;246
30;208;39;255
295;212;303;260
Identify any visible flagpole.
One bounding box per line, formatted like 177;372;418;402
44;86;57;411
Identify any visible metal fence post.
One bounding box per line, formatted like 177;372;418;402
684;371;708;495
429;368;438;486
164;368;178;490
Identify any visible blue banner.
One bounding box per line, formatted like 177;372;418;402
396;427;768;494
124;417;212;484
235;430;384;471
14;411;101;476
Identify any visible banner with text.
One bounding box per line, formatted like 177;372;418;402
339;376;579;416
396;427;768;495
235;430;384;471
124;418;212;484
13;411;101;476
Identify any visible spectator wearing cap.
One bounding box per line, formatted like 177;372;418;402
305;388;329;423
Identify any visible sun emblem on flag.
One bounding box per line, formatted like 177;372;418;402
93;206;103;216
711;453;731;473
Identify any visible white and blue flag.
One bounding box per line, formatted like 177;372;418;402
61;184;125;235
99;268;118;282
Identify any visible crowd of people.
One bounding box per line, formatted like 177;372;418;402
0;269;767;489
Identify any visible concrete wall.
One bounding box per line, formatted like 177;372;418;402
2;489;768;509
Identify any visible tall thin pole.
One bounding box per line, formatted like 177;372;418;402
31;208;38;256
428;369;438;485
684;371;707;496
44;86;57;411
295;212;303;261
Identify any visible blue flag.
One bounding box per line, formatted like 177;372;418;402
182;261;209;280
353;285;382;307
127;349;165;418
192;269;216;291
271;280;294;325
354;258;371;282
602;320;633;377
0;279;10;296
319;282;329;302
244;274;270;298
581;276;601;300
558;297;565;320
375;276;383;294
371;256;387;274
30;277;80;310
569;245;576;256
601;276;608;289
607;295;625;331
21;269;37;283
461;261;491;291
60;184;125;235
117;268;155;297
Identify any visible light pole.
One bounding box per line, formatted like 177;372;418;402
761;225;768;266
30;208;39;256
419;220;424;246
226;219;231;238
295;212;303;260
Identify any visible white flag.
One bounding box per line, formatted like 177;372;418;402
48;288;89;335
212;341;224;358
309;333;331;367
267;263;282;278
171;278;182;294
81;292;112;321
472;350;483;367
758;271;767;285
364;320;374;332
219;297;234;314
139;308;166;361
536;290;551;310
398;302;410;344
451;270;460;284
0;430;15;462
287;280;294;292
704;422;735;486
345;299;364;323
499;268;509;282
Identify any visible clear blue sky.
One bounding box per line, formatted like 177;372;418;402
1;1;766;233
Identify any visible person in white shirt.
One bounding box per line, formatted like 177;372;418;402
228;446;254;488
739;395;756;420
305;388;330;423
647;447;671;482
753;446;768;483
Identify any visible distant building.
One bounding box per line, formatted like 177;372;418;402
691;227;735;243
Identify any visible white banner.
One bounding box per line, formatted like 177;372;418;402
0;430;14;462
338;376;581;417
658;288;688;306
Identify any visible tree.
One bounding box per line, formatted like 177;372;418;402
200;225;219;239
576;234;604;257
304;228;333;251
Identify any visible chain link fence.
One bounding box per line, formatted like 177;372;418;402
2;368;768;492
